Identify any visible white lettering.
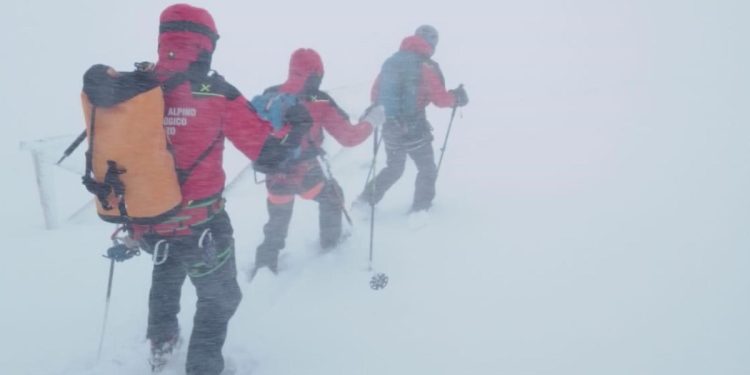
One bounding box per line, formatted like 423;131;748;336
164;106;196;129
163;117;188;126
167;107;197;117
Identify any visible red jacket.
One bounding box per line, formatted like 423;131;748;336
301;92;373;152
131;4;275;237
273;48;372;159
151;10;274;202
130;71;274;238
158;72;273;202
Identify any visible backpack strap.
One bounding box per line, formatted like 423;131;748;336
81;106;129;218
176;131;224;186
159;70;223;186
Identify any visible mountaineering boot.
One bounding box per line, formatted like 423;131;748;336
149;334;181;373
250;198;292;279
249;241;281;281
408;202;432;215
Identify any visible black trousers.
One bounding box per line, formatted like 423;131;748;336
255;176;344;270
145;210;242;375
362;139;438;211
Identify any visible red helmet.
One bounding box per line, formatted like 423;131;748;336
156;4;219;73
281;48;325;93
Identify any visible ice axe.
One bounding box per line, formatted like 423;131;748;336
57;130;87;165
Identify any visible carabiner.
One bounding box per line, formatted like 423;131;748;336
198;228;213;249
198;228;218;268
152;239;170;266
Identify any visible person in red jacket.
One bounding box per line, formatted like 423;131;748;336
111;4;302;375
357;25;468;213
251;48;383;276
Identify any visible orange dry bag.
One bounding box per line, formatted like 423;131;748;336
80;64;182;224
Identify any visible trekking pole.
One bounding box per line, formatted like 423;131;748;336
436;102;460;179
368;129;378;268
57;130;88;165
366;126;388;290
96;257;116;360
362;127;384;194
367;126;381;269
96;225;136;360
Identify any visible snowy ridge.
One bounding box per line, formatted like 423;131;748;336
3;1;750;374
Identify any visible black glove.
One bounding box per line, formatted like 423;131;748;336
450;85;469;107
134;61;155;72
254;135;303;174
254;137;287;174
254;104;312;174
105;243;140;262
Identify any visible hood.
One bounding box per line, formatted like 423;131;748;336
280;48;325;94
399;35;434;57
156;4;219;75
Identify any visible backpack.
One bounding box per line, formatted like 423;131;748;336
80;64;182;224
250;88;301;132
376;50;425;123
249;88;307;173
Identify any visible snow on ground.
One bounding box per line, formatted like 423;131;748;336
2;1;750;374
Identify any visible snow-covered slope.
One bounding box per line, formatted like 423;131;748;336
2;1;749;374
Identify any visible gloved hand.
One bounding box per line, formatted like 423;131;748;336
254;134;302;174
450;85;469;107
359;105;386;128
134;61;155;72
254;137;288;174
254;103;312;174
105;243;140;262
